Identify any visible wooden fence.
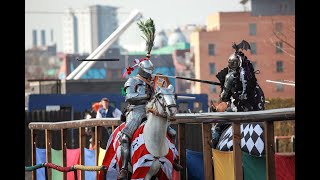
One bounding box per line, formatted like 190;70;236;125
25;110;203;167
25;110;86;166
28;107;295;180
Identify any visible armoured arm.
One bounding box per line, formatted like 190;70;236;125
220;71;237;102
124;78;151;104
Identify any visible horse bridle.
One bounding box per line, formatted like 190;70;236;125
147;94;177;121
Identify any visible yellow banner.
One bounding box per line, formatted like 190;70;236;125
212;149;235;180
98;148;106;166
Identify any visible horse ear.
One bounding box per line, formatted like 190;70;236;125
167;84;174;93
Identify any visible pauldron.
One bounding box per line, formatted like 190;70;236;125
124;77;153;105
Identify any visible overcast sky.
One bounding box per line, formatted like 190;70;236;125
25;0;248;51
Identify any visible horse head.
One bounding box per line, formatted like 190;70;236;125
147;84;177;120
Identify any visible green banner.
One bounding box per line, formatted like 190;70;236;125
51;148;63;180
242;151;266;180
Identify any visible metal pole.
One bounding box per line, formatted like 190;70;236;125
65;61;90;80
70;107;75;148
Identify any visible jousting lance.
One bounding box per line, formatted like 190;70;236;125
154;74;221;86
77;58;119;61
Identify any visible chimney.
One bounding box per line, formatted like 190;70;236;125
32;30;37;47
41;29;46;46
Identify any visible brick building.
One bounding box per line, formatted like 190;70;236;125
190;11;294;101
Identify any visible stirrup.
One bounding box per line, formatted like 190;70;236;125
117;168;129;180
173;160;183;171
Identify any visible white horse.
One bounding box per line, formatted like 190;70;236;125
99;85;178;180
142;85;178;179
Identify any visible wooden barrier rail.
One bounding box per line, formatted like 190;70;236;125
29;107;295;180
274;135;295;152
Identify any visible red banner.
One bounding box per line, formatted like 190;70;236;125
67;148;80;180
275;153;295;180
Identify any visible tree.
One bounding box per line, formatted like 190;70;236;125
269;17;295;59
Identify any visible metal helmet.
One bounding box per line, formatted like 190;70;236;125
228;53;240;70
138;59;154;79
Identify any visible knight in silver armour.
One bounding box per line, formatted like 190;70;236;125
118;59;154;179
118;59;181;179
118;18;181;179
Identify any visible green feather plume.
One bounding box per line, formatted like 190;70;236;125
137;18;156;56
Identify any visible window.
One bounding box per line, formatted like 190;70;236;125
178;102;189;113
275;22;283;33
210;85;217;93
276;41;283;53
280;2;288;12
276;84;284;92
208;44;215;56
276;61;283;72
209;63;216;74
190;46;195;55
249;23;256;36
250;42;257;54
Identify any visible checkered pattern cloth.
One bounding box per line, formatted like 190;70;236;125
216;123;265;157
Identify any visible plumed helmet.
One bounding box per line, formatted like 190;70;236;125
138;59;154;79
228;53;240;70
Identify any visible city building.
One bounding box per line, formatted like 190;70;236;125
63;8;78;54
40;29;46;47
62;5;118;54
32;30;37;47
153;30;168;49
168;27;188;46
190;1;295;101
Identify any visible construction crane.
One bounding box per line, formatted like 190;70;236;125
66;9;142;80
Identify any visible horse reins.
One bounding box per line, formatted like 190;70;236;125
147;108;167;119
146;96;177;121
137;75;169;118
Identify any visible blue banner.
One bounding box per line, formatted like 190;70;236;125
186;149;204;180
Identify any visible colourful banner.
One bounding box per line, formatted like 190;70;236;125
186;149;204;180
172;170;180;180
275;153;295;180
242;151;266;180
51;148;63;180
36;148;46;180
84;148;96;179
212;149;234;180
98;147;106;166
66;148;80;180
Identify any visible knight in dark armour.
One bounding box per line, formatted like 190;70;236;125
211;40;265;148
